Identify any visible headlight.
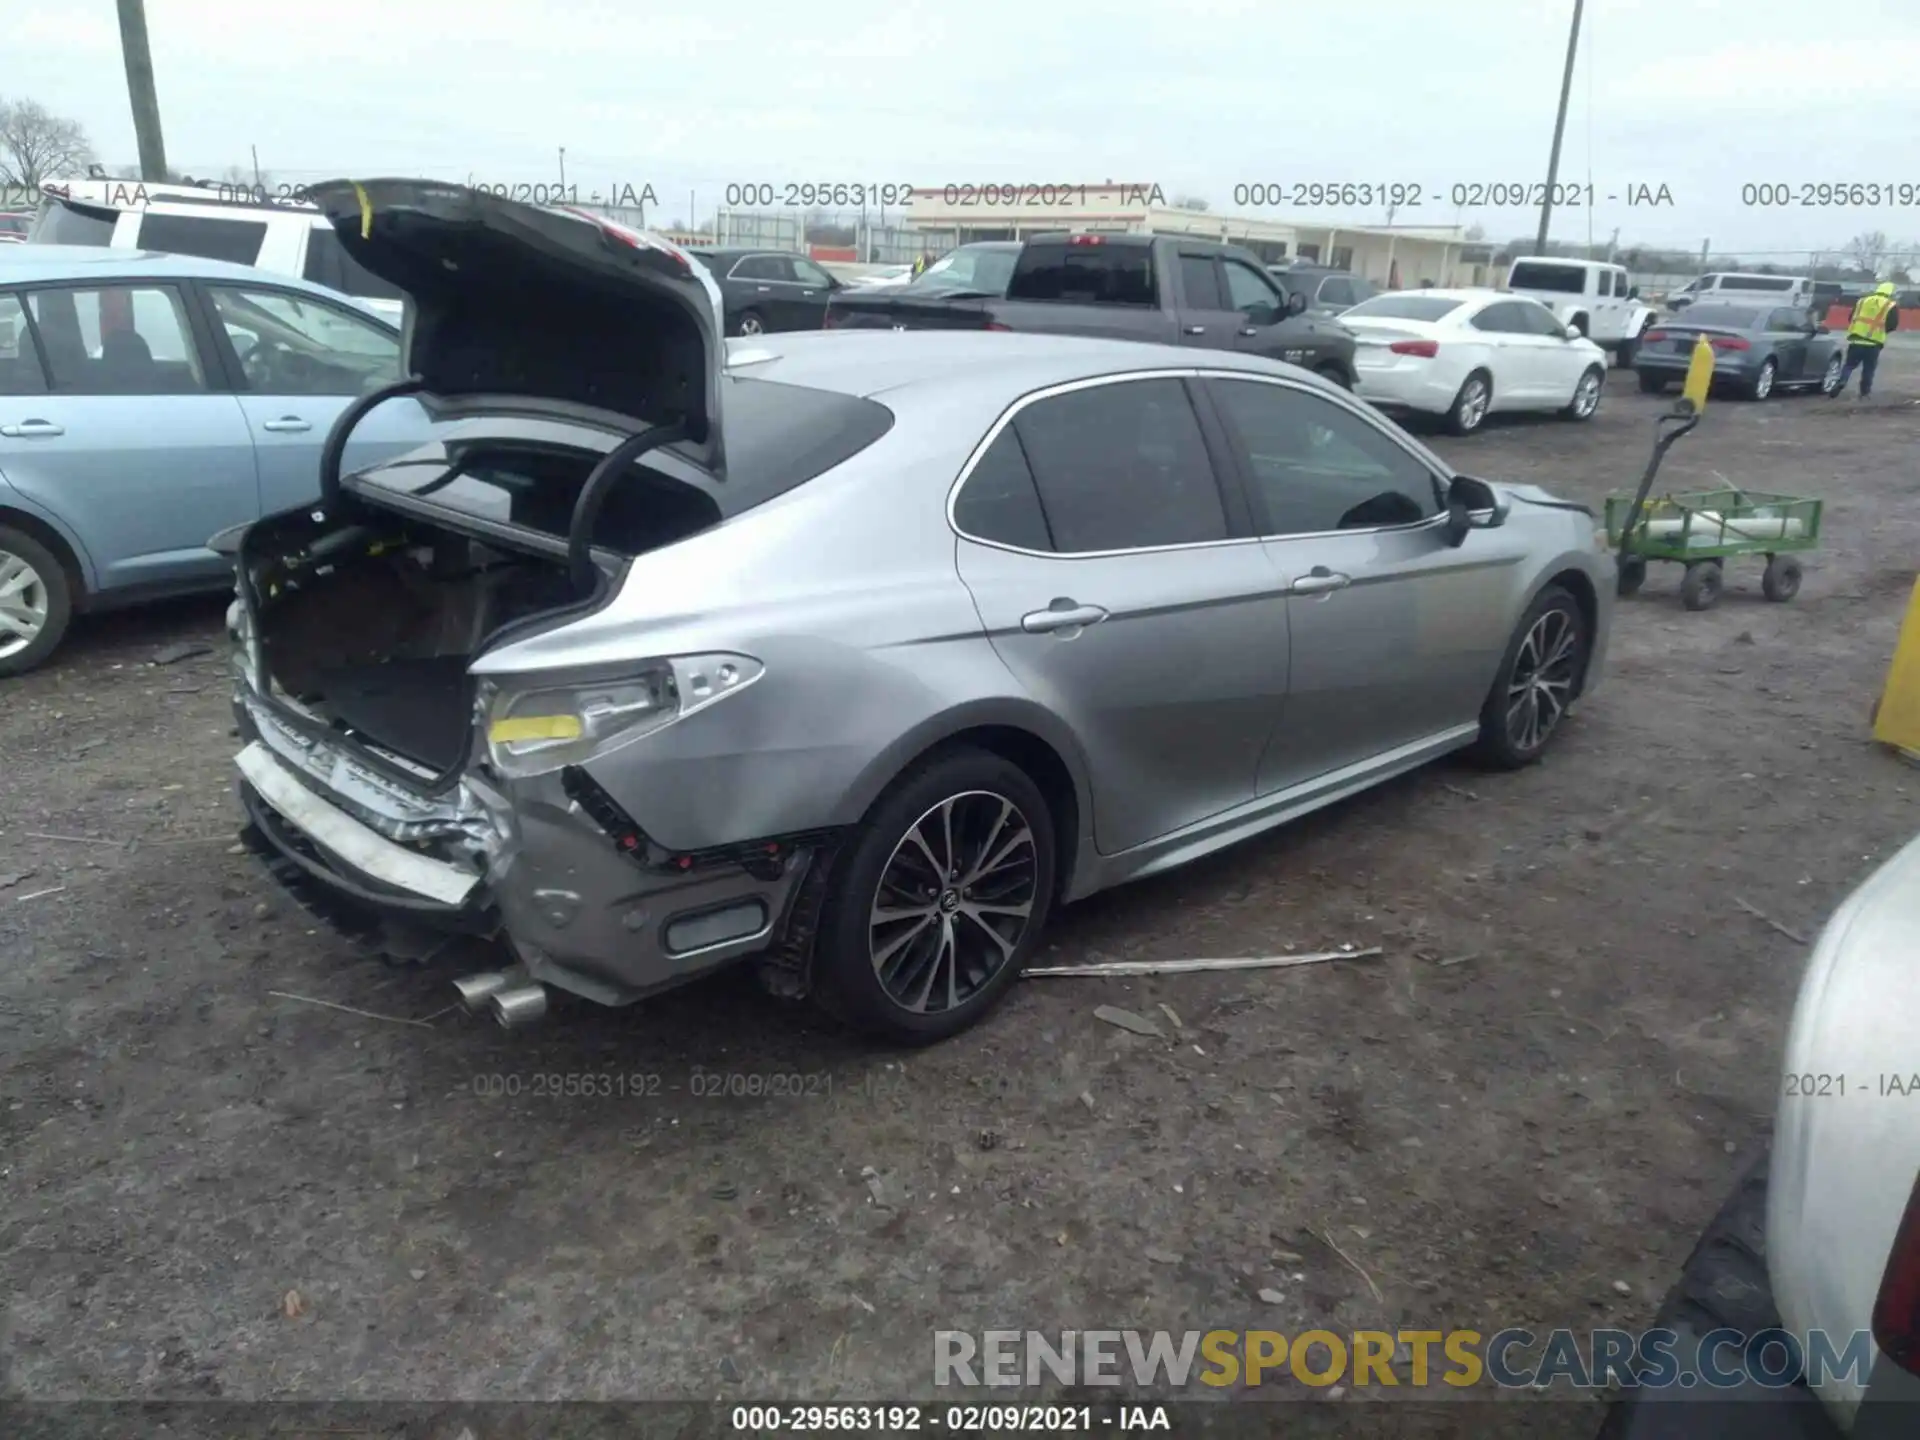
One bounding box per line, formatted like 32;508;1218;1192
484;653;762;779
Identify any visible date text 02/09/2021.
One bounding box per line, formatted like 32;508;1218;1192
728;1403;1171;1432
183;180;661;209
1229;181;1675;209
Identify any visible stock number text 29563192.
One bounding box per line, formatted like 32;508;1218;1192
725;182;914;208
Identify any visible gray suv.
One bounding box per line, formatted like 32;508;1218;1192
228;180;1616;1043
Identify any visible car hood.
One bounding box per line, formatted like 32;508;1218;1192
304;178;727;476
1769;829;1920;1421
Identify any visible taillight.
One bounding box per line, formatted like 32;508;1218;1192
1644;329;1669;342
1389;339;1439;357
1709;335;1750;351
1872;1173;1920;1374
1068;234;1104;246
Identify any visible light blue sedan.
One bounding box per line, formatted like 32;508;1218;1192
0;244;430;674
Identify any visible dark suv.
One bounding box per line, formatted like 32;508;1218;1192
685;247;846;336
1268;264;1376;317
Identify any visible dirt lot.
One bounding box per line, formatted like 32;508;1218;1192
3;362;1917;1432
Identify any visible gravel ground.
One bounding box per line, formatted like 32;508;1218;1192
2;366;1917;1433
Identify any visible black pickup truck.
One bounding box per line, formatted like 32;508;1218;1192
823;233;1357;387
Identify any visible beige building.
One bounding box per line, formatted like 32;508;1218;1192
904;182;1497;288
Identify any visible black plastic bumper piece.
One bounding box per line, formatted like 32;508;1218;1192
238;780;498;940
559;764;846;882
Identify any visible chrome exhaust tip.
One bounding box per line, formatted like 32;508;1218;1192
452;970;513;1012
490;984;549;1029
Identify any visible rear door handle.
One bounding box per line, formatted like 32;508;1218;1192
1184;325;1207;335
1021;601;1109;634
1238;326;1260;337
0;420;64;438
1289;568;1351;595
260;417;311;433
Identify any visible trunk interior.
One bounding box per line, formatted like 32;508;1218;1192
249;514;580;774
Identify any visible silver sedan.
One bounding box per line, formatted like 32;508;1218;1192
229;181;1616;1044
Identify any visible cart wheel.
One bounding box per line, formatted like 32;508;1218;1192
1617;556;1647;596
1680;560;1723;611
1762;554;1802;602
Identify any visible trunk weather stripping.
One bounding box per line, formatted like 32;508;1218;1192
319;376;427;507
566;420;692;597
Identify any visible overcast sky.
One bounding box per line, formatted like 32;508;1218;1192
16;0;1920;256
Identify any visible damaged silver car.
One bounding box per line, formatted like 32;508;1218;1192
229;180;1614;1043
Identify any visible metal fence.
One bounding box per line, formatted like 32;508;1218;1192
572;201;950;264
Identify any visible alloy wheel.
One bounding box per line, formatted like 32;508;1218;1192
1505;608;1580;753
1573;370;1602;416
1821;355;1842;395
738;313;764;336
0;548;50;661
868;790;1038;1014
1754;360;1775;399
1458;377;1489;430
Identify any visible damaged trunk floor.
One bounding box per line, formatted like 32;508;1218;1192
3;373;1919;1419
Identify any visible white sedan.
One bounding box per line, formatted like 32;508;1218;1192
1341;288;1608;435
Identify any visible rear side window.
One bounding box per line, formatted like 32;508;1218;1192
303;227;406;301
136;212;267;265
27;284;207;395
1509;261;1588;294
1722;275;1794;292
1007;242;1156;305
953;428;1053;551
1319;277;1356;307
0;293;47;394
1011;378;1226;552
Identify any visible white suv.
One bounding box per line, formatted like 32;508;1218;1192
1505;256;1657;367
30;181;403;323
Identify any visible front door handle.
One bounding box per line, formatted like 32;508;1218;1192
260;417;312;433
1289;567;1351;596
1021;600;1109;634
1184;325;1207;336
757;286;772;292
0;419;64;438
1238;327;1260;337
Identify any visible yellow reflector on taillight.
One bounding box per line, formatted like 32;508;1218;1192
488;715;582;744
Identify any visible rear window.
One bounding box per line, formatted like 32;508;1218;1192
1343;295;1464;322
303;226;406;301
136;212;267;265
906;246;1018;296
350;377;895;552
1508;261;1589;294
1672;305;1761;328
1006;241;1155;305
28;197;117;246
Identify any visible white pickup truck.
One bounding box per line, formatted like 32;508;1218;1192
1505;256;1658;368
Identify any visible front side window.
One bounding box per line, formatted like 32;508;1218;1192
1223;260;1281;314
207;285;401;394
1208;378;1441;537
791;257;833;287
1319;277;1356;307
27;284;207;394
1514;299;1569;336
1012;378;1227;553
1470;301;1528;334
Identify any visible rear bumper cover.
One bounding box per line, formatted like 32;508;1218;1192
233;693;816;1005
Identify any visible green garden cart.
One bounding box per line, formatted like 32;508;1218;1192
1604;487;1824;611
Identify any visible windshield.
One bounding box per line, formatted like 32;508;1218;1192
1671;304;1761;329
1343;295;1464;322
1509;261;1588;294
906;247;1018;295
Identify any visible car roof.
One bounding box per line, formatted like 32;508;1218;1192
1354;287;1504;305
728;329;1338;402
0;242;375;300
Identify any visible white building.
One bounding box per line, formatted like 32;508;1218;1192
904;182;1496;288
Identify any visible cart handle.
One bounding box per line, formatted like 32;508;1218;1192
1616;406;1703;563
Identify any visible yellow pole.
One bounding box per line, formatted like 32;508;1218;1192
1681;334;1714;410
1873;577;1920;759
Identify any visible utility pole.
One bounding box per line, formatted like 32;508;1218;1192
1533;0;1584;254
558;147;567;188
115;0;169;182
250;143;263;191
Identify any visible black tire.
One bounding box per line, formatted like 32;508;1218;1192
735;309;766;337
1745;358;1778;401
1561;364;1604;421
0;525;74;678
1614;334;1640;369
811;747;1056;1044
1467;584;1590;770
1638;371;1669;394
1313;361;1352;391
1762;554;1802;602
1616;555;1647;596
1445;370;1492;435
1681;560;1723;611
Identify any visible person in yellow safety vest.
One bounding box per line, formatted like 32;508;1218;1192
912;253;930;278
1834;281;1900;399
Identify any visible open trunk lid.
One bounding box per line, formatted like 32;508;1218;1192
303;178;728;477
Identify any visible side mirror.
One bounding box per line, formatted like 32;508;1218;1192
1443;475;1508;547
1286;291;1308;316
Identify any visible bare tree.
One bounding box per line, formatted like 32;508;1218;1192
0;96;97;190
1172;194;1210;211
1846;229;1889;275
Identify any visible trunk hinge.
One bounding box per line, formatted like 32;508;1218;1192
565;421;690;598
318;376;427;509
